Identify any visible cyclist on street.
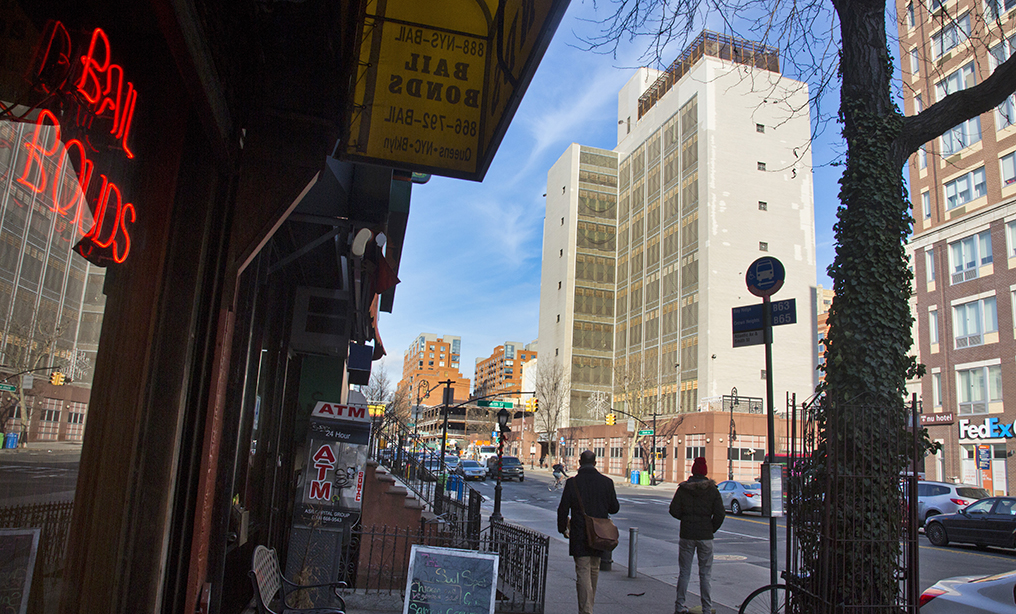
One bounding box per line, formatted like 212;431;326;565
551;459;568;490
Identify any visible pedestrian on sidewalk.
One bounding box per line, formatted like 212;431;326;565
669;456;724;614
557;450;620;614
540;454;546;468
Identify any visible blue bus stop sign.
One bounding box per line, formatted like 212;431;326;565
746;256;785;298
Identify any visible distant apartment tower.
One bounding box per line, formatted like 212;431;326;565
399;333;471;409
814;285;834;389
539;31;818;427
898;1;1016;493
473;341;537;400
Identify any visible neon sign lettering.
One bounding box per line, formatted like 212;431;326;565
20;20;140;264
16;110;134;263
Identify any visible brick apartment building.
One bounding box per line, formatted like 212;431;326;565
472;340;537;402
899;0;1016;493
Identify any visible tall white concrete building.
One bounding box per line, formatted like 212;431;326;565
538;32;818;427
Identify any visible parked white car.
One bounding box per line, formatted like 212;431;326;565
920;569;1016;613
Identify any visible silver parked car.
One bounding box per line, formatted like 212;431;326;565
920;569;1016;613
717;480;762;515
918;480;989;525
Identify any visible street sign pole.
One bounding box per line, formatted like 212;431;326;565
764;294;778;610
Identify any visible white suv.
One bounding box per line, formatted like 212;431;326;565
917;481;989;525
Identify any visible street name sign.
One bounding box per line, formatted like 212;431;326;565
637;429;654;436
0;383;16;393
477;400;513;408
733;329;765;348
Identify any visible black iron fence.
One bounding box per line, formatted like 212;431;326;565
339;519;549;613
785;393;920;613
368;412;482;528
0;499;73;576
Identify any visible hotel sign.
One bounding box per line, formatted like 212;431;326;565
343;0;570;181
919;412;954;426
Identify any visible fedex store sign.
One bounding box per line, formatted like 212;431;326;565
17;21;139;264
959;417;1016;440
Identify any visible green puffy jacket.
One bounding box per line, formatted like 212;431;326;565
669;476;724;540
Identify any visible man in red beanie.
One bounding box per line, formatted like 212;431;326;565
669;456;724;614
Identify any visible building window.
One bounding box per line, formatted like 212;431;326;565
929;308;939;344
910;47;919;76
987;0;1016;23
921;192;930;220
757;162;766;171
761;369;767;379
933;372;942;407
907;3;915;27
926;248;935;282
930;13;971;59
944;167;986;210
759;242;768;252
929;0;943;11
556;314;560;322
956;364;1002;415
756;123;765;133
555;348;559;356
919;145;927;170
941;118;981;156
949;230;992;284
1007;220;1016;258
936;63;980;154
1003;152;1016;187
952;296;997;348
758;201;767;211
559;249;563;257
561;217;565;225
558;281;562;289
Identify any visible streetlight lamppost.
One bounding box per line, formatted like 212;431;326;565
728;387;738;480
491;407;511;522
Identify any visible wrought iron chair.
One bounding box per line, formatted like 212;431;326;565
249;545;346;614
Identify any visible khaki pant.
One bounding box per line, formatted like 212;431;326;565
574;555;601;614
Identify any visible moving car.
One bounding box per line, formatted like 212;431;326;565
925;496;1016;549
717;480;762;515
919;569;1016;613
487;455;525;481
918;480;989;525
444;455;460;471
455;459;487;481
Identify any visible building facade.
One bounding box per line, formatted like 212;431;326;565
898;0;1016;493
472;340;537;400
539;31;818;428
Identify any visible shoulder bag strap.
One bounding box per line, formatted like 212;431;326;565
572;477;588;518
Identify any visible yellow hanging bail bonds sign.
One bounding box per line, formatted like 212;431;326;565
344;0;570;181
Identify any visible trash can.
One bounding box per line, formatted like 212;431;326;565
4;432;18;448
446;474;464;500
639;471;650;486
630;470;639;484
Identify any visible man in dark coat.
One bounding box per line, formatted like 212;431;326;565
557;450;620;614
669;457;724;614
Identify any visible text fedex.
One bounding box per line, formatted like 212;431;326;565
959;417;1016;440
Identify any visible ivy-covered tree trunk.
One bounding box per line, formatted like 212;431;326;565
818;1;916;608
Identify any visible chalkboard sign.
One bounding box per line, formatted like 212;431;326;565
403;545;498;614
0;528;40;614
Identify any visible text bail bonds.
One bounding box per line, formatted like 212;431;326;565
959;417;1016;440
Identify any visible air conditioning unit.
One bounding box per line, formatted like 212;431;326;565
290;286;350;357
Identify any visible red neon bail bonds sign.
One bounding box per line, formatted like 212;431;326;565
18;21;139;264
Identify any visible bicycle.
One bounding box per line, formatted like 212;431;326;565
738;583;787;614
549;473;567;491
739;571;808;613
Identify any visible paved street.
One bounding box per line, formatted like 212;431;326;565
0;443;81;506
471;468;1016;611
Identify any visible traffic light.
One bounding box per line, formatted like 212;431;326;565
605;413;616;425
533;398;539;412
50;372;65;386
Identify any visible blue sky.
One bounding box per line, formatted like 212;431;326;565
376;2;861;384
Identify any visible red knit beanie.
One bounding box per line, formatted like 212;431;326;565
691;457;708;476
